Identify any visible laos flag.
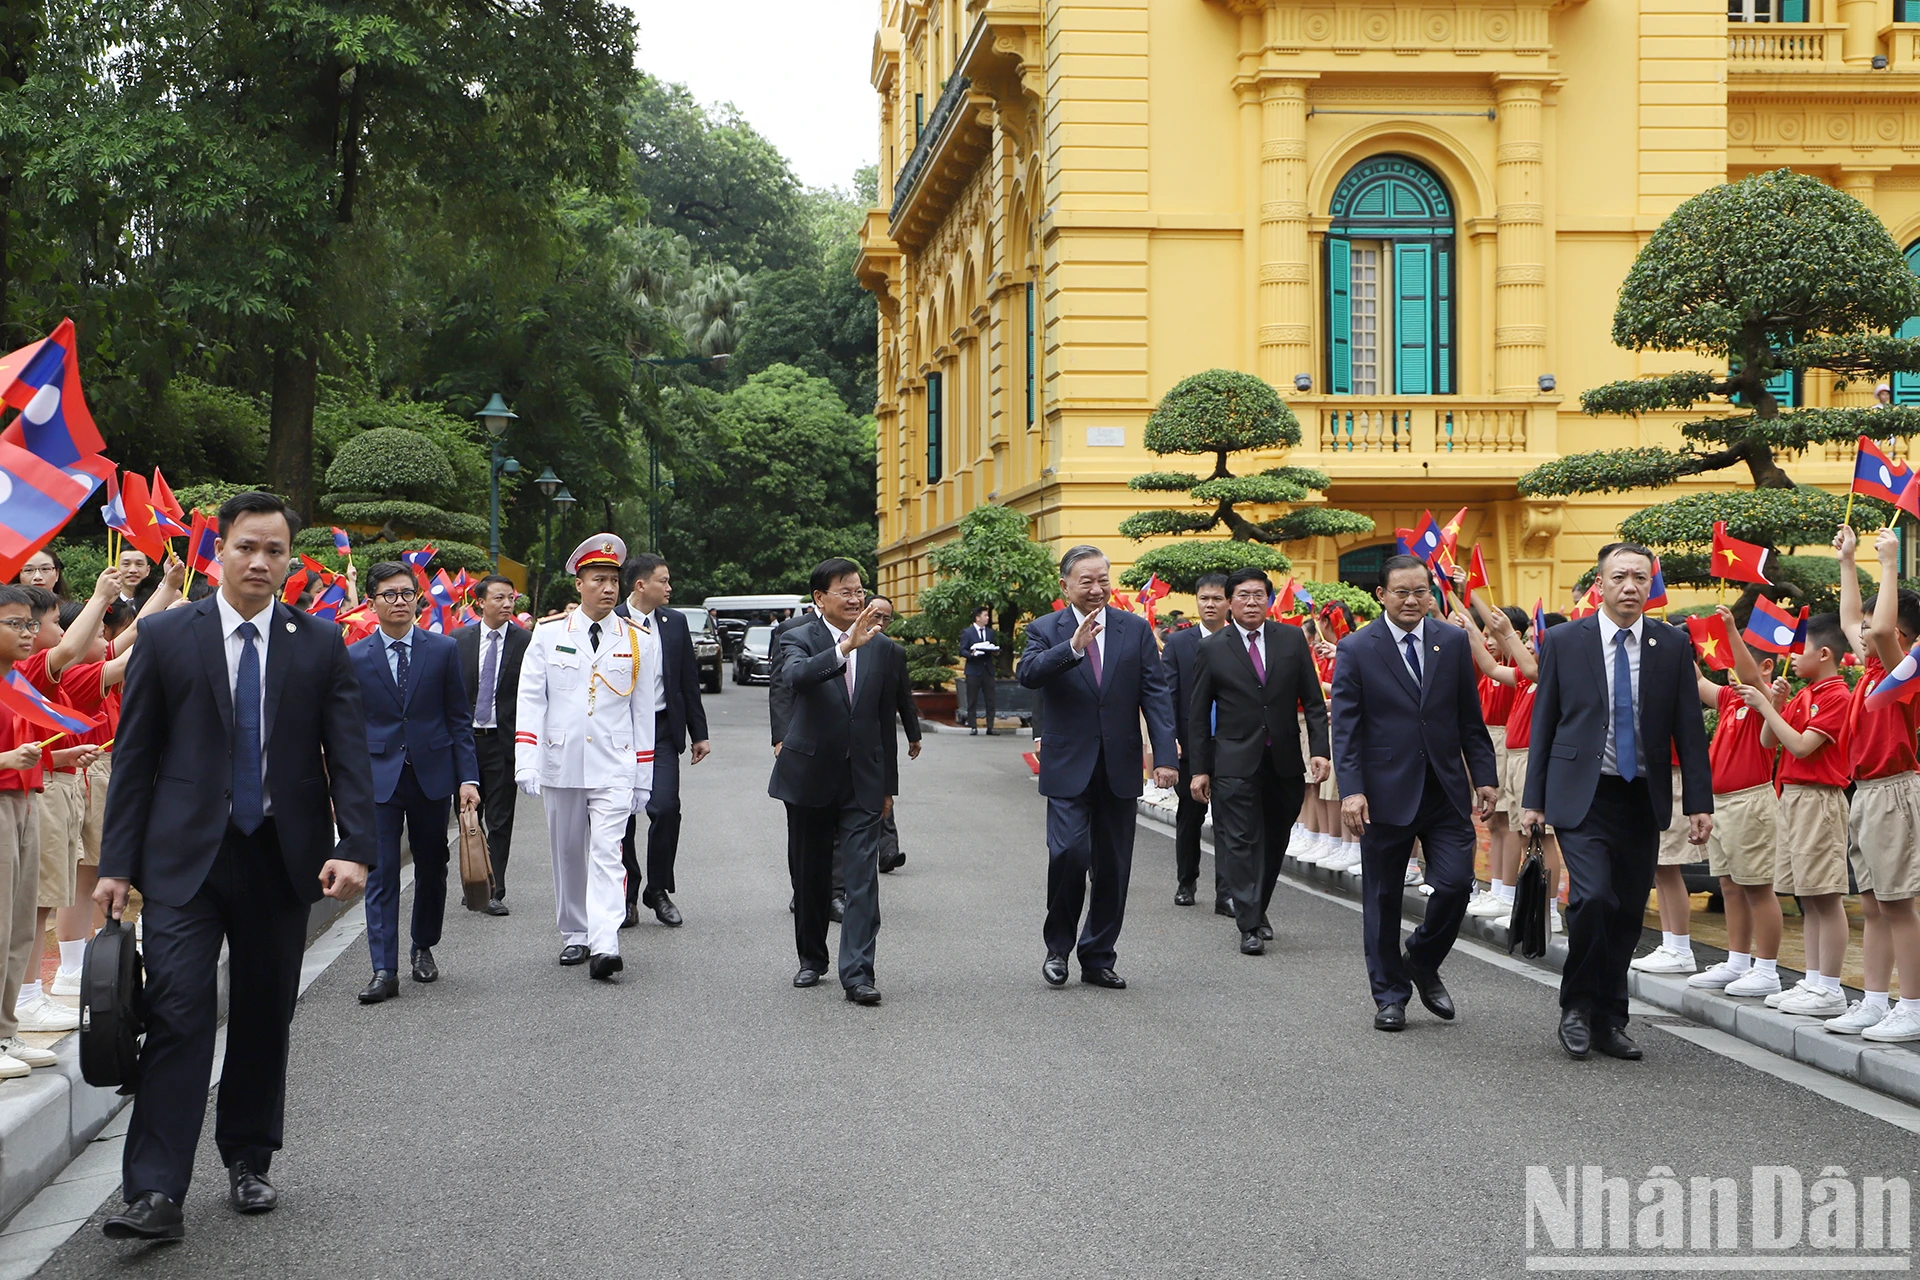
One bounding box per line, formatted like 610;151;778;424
1852;436;1912;506
0;669;102;737
0;320;106;468
0;437;89;581
1743;595;1808;656
1865;639;1920;711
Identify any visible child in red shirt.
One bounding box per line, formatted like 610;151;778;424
0;586;53;1076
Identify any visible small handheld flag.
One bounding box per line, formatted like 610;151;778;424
1393;527;1416;558
1686;613;1733;671
0;671;103;737
1407;511;1443;565
280;568;310;605
332;527;352;557
1742;595;1808;656
1464;544;1488;606
1864;639;1920;711
1851;437;1912;507
1711;521;1771;585
0;319;107;468
1532;598;1547;655
1646;556;1669;611
0;438;93;583
186;510;222;584
1567;585;1602;619
150;468;186;523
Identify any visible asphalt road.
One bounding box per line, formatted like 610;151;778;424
40;685;1920;1278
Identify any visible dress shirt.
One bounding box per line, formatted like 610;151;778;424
1384;616;1425;683
474;621;509;729
633;610;667;713
381;627;413;686
1234;622;1266;674
825;620;857;696
215;591;275;815
1069;605;1105;670
1597;611;1646;778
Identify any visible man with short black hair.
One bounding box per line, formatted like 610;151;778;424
961;605;998;734
1160;572;1230;907
456;574;529;914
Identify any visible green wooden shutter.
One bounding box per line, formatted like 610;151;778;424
1763;366;1796;408
1898;244;1920;405
1778;0;1808;19
1902;0;1920;21
926;372;943;481
1435;245;1454;395
1393;242;1432;395
1025;282;1036;426
1328;238;1352;394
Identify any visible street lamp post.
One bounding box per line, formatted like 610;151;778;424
632;353;730;551
476;394;520;570
533;466;562;614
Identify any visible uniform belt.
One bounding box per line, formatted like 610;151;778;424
474;727;501;736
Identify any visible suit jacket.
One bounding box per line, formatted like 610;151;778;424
1328;617;1498;828
614;601;709;752
872;635;921;795
1017;605;1176;799
455;620;530;740
767;617;919;812
99;595;377;908
1522;613;1712;830
1188;622;1329;779
961;623;997;672
1159;623;1209;755
349;628;481;805
768;613;815;746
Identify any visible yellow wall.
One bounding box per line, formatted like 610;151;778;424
855;0;1920;614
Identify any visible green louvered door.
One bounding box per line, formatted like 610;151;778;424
1393;242;1432;395
1328;238;1352;394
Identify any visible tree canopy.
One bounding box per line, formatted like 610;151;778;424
916;505;1058;673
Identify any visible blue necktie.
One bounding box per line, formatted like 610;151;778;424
1403;632;1422;684
1613;629;1637;782
392;637;410;701
476;629;499;725
232;621;264;834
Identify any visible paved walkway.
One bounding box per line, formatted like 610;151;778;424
34;687;1920;1277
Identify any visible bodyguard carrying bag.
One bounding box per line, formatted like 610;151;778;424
455;805;495;911
79;917;144;1093
1508;830;1550;960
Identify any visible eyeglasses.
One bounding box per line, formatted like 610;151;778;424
1383;588;1433;602
374;589;419;604
0;618;42;635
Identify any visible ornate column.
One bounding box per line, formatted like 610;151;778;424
1257;74;1316;386
1493;76;1550;396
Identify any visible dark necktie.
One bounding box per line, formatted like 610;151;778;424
476;629;499;725
1087;630;1103;687
232;621;264;834
1247;631;1266;684
1613;629;1637;781
1403;632;1422;684
590;621;602;653
392;637;410;701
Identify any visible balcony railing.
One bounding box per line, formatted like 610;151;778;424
890;74;971;223
1311;401;1533;454
1726;24;1842;66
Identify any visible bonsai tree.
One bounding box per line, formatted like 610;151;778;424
1519;169;1920;608
316;425;491;572
1118;368;1373;591
916;504;1058;675
886;613;962;691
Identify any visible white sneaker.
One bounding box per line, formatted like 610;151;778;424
1765;979;1814;1008
0;1053;27;1080
1688;960;1745;989
1295;837;1331;865
1467;892;1508;918
1549;909;1563;934
1492;913;1512;931
1330;846;1364;872
12;995;77;1033
1723;968;1783;998
50;968;79;998
1402;861;1425;888
0;1036;53;1068
1776;986;1849;1017
1823;1000;1890;1035
1861;1005;1920;1042
1631;946;1698;975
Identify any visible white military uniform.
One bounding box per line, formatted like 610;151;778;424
516;607;655;957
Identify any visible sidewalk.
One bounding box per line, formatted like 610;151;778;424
1136;787;1920;1109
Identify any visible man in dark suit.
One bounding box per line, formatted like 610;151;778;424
1018;545;1177;989
455;574;530;915
349;562;481;1002
768;607;818;916
1188;568;1329;955
615;553;710;928
864;594;919;873
1159;572;1230;907
961;605;998;734
1330;554;1500;1032
1523;541;1712;1061
768;562;920;1004
94;491;376;1240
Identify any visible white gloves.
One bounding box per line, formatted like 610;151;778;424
631;789;649;814
517;776;541;798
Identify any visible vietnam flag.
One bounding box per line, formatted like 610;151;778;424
115;472;171;561
1318;604;1350;642
1269;579;1298;619
1742;595;1808;656
1437;506;1468;564
150;468;186;523
1710;521;1771;585
280;567;310;605
1685;613;1734;671
1567;584;1602;619
1463;544;1489;606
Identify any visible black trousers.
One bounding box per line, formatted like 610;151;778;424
964;665;995;727
1357;766;1477;1006
1557;774;1658;1029
786;783;884;985
1174;755;1221;900
1210;749;1306;936
1043;754;1137;970
622;712;683;902
124;821;309;1203
473;728;517;897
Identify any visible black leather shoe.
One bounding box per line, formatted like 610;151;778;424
228;1160;277;1214
621;900;639;929
645;890;683;927
588;953;623;981
1240;932;1264;956
484;897;509;916
1374;1001;1407;1032
879;851;905;873
410;948;437;984
845;983;881;1006
558;944;590;966
357;971;398;1004
985;728;998;736
1257;923;1274;941
1174;883;1196;906
828;896;846;924
1404;955;1455;1021
103;1191;184;1240
1214;897;1235;918
1042;954;1069;987
1081;967;1127;989
969;727;978;735
1559;1006;1593;1059
793;967;821;988
1594;1025;1644;1061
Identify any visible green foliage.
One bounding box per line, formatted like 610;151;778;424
887;612;960;690
323;429;457;503
1617;488;1892;550
1581;372;1724;416
1117;510;1220;539
174;482;273;518
328;502;488;545
45;539;107;594
1120;541;1291;592
1143;368;1300;456
1780;334;1920;378
1682;405;1920;453
1303;580;1381;621
1189;474;1310;505
1256;508;1377;541
1263;465;1332;491
1128;472;1204;492
1519;447;1705;497
916;505;1058;668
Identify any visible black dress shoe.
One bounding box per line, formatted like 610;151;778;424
1081;967;1127;989
484;897;510;916
969;727;978;735
228;1160;277;1214
410;948;437;984
357;971;398;1004
879;851;904;873
1257;923;1274;941
828;896;846;923
558;944;590;966
1240;932;1264;955
1214;897;1235;918
985;728;998;736
845;983;882;1005
1174;883;1196;906
621;900;639;929
1042;954;1069;987
103;1191;184;1241
1374;1001;1407;1032
1559;1006;1593;1059
1404;955;1455;1021
1594;1025;1644;1061
588;953;623;981
645;890;683;927
793;967;821;988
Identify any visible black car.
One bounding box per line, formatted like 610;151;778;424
733;625;775;686
675;607;724;694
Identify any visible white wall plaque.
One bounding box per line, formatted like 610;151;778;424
1086;427;1124;447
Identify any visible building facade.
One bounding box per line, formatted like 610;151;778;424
855;0;1920;613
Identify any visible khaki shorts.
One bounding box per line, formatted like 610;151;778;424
1502;748;1550;831
1775;783;1848;897
35;772;83;909
80;752;109;867
1706;783;1777;886
1848;771;1920;903
1657;768;1695;865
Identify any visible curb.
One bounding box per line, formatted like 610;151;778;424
1135;793;1920;1109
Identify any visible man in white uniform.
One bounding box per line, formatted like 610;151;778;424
516;535;654;980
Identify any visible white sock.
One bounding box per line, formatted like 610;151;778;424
57;940;84;972
1818;974;1844;994
1661;932;1676;951
1897;998;1920;1014
1804;970;1824;990
15;981;40;1006
1670;933;1692;956
1727;951;1752;972
1755;957;1777;974
1866;990;1891;1012
1495;882;1516;903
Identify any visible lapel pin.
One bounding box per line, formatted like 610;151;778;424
1648;636;1657;647
285;622;296;633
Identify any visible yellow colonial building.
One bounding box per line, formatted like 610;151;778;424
855;0;1920;612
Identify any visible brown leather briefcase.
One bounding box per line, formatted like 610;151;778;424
455;806;494;911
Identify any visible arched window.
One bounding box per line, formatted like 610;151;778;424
1895;240;1920;406
1325;155;1456;396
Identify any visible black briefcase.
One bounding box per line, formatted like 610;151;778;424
1508;831;1550;960
79;918;144;1093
